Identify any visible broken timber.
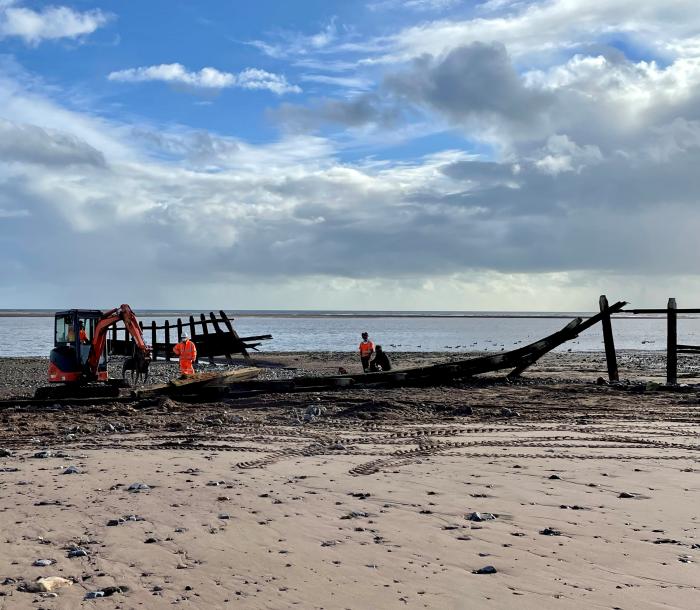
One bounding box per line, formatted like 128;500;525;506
108;311;272;363
218;301;627;397
136;367;260;398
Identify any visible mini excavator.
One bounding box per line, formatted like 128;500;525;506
35;304;150;399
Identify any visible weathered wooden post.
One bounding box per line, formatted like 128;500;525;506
176;318;183;342
200;313;214;364
164;320;171;361
220;310;252;364
667;298;677;385
599;295;619;382
189;316;197;361
151;321;157;361
210;312;233;364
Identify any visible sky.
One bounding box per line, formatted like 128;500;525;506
1;0;699;311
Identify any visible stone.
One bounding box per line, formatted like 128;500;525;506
85;591;105;599
473;565;497;574
466;512;496;522
33;559;55;567
549;474;561;480
127;482;150;492
618;492;636;499
33;451;53;459
540;527;562;536
454;405;473;416
340;511;369;520
63;466;80;475
68;548;88;558
0;448;13;457
26;576;72;593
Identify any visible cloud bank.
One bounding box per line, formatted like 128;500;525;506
2;0;700;308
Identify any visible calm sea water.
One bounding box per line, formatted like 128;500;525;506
1;311;698;357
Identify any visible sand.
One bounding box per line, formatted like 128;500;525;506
0;353;698;608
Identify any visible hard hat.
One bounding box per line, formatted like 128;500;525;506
181;333;189;340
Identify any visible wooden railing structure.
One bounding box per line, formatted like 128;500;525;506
626;298;700;385
108;310;272;364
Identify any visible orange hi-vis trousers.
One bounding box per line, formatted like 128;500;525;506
174;340;197;376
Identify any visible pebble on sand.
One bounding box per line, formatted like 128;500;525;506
472;565;497;574
24;576;72;593
466;512;496;522
127;482;151;492
540;527;562;536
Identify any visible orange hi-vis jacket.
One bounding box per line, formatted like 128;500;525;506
359;340;374;358
174;339;197;375
79;329;88;343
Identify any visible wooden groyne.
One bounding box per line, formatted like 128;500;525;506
108;310;272;364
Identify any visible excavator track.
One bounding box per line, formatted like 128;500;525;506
33;380;126;401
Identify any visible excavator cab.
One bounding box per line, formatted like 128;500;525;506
49;309;108;384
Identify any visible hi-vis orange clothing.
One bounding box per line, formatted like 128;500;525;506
79;329;88;344
359;340;375;357
174;339;197;376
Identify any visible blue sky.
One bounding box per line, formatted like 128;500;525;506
1;1;700;309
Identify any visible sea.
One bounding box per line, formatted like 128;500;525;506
1;310;698;358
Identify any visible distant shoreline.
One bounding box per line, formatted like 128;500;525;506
0;309;679;320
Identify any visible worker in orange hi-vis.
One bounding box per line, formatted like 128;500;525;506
79;322;89;344
173;333;197;378
359;331;375;373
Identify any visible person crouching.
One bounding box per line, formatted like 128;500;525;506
369;345;392;372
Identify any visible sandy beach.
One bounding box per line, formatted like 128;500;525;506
0;352;698;609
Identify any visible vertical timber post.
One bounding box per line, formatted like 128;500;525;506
176;318;183;342
189;316;197;362
210;312;233;364
151;321;157;361
220;310;252;364
164;320;171;361
599;295;619;382
200;313;214;364
667;298;677;385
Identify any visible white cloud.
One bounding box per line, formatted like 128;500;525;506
0;1;110;45
361;0;700;64
301;73;373;91
108;63;300;94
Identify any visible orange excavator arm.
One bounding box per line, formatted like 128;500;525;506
86;304;149;377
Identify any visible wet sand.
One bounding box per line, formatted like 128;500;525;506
0;353;698;608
